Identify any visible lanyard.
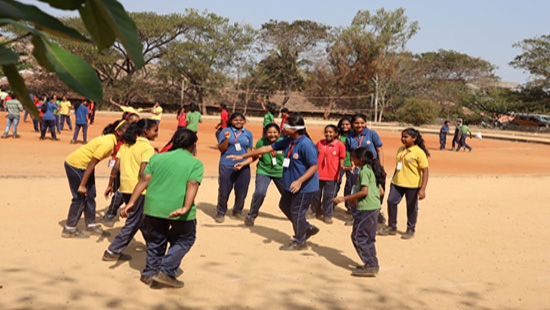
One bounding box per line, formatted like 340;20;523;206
399;148;411;162
286;141;297;158
233;129;243;142
355;135;364;147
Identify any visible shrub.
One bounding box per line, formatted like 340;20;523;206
396;98;440;126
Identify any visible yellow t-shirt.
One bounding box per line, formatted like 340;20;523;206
391;145;429;188
65;134;117;169
150;106;163;120
120;106;143;114
117;137;155;194
59;100;72;115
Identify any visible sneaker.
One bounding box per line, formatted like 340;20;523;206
378;226;397;236
230;212;244;220
140;275;153;286
244;217;254;227
279;240;307;251
61;228;89;238
344;218;354;226
378;212;386;224
305;225;320;240
351;265;379;277
306;211;316;219
315;213;324;220
401;228;415;240
1;135;6;139
70;140;75;144
13;135;20;138
152;271;184;288
323;216;333;224
53;138;60;141
103;217;116;228
102;250;132;261
39;137;45;140
214;214;224;223
85;225;109;236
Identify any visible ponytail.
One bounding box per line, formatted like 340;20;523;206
351;147;386;187
403;128;430;157
121;119;157;145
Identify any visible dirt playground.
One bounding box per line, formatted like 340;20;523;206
1;113;549;309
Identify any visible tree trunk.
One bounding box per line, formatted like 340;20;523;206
373;74;379;122
323;100;335;120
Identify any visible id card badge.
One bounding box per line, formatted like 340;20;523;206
396;162;403;171
108;159;116;168
272;157;277;166
235;143;242;151
282;158;290;168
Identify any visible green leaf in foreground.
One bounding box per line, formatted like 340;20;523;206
0;45;20;65
32;36;103;102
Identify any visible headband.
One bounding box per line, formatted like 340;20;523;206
115;120;126;130
283;124;305;130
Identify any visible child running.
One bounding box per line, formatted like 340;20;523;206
234;123;285;226
451;119;462;151
122;129;203;288
229;114;320;251
456;120;473;152
333;147;386;277
378;128;430;240
62;119;129;238
215;112;254;223
102;119;158;261
310;124;346;224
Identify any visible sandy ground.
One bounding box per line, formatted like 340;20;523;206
1;113;550;309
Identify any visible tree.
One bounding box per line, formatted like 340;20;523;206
159;9;256;113
257;20;330;108
510;35;550;90
351;8;419;122
0;0;144;118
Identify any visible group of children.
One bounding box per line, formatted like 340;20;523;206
440;118;473;152
60;106;430;287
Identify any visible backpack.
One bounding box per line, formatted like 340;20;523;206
41;102;49;113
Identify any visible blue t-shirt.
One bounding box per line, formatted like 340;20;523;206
272;135;319;194
345;128;383;159
39;101;58;121
75;105;90;125
440;125;450;136
218;126;254;166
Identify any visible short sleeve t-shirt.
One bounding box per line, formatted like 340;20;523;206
120;106;143;114
391;145;429;188
256;137;283;178
263;112;274;128
272;135;319;194
186;111;202;132
117;137;155;194
316;139;346;181
59;100;72;115
177;112;187;127
218;127;254;166
39;102;57;121
5;99;23;116
356;165;381;211
440;125;449;135
65;134;117;169
75;105;89;125
460;125;471;135
338;134;351;167
220;109;229;129
346;128;383;159
151;106;163;120
143;149;204;221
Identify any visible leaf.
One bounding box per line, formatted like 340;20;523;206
31;36;103;101
0;1;26;19
1;64;40;120
2;0;90;43
37;0;85;10
79;0;144;68
0;45;19;65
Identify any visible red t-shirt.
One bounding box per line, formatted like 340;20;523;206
316;139;346;181
177;112;187;127
220;109;229;129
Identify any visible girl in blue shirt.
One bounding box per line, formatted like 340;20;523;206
215;112;254;223
72;99;90;144
229;114;320;251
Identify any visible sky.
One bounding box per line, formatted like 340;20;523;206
19;0;550;84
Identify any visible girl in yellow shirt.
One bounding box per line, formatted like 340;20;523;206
378;128;430;240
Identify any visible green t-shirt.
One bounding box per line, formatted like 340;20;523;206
255;137;284;178
460;125;471;135
338;134;351;167
143;149;204;221
355;165;381;211
186;111;202;132
263;112;274;128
